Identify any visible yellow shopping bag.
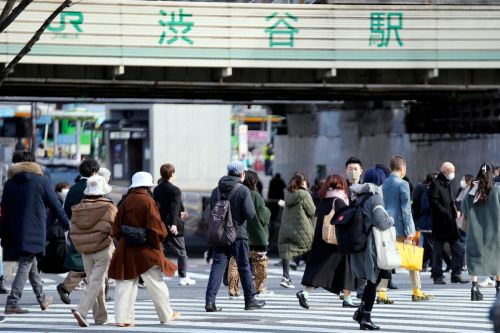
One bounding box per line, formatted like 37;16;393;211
396;241;424;271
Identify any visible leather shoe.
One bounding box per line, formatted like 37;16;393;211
434;277;446;285
40;296;53;311
451;275;470;284
57;284;71;304
244;299;265;310
205;302;222;312
4;305;29;314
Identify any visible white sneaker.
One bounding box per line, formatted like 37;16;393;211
478;277;495;288
256;289;274;298
229;293;244;300
179;277;196;286
280;277;295;289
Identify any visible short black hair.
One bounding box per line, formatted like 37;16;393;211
12;150;36;163
345;157;362;168
79;159;100;177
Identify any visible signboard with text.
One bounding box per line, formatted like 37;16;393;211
0;0;499;69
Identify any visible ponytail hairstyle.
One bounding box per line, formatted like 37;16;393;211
288;172;307;193
474;162;494;204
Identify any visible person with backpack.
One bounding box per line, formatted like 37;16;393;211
348;170;394;330
296;174;357;310
227;170;273;298
383;155;431;302
278;173;315;289
205;161;265;312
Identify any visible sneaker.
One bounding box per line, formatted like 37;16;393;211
229;293;244;300
179;277;196;286
296;291;309;309
479;277;495;288
72;309;89;327
256;289;274;298
280;277;295;289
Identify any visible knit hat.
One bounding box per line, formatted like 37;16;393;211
84;175;112;196
130;171;155;188
363;166;387;186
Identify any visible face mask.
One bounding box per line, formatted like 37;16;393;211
347;170;362;184
446;172;455;181
61;188;70;200
460;179;466;189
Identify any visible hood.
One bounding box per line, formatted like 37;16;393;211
71;198;113;230
8;162;43;181
350;183;383;197
284;189;307;207
218;175;242;196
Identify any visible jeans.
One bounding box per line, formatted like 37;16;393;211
6;254;46;306
164;236;188;278
206;239;256;303
432;239;463;278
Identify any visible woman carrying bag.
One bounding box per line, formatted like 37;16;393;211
296;174;357;309
350;168;394;331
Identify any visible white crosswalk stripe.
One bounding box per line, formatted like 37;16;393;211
0;279;495;333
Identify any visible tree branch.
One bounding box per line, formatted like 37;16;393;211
0;0;33;34
0;0;17;26
0;0;73;86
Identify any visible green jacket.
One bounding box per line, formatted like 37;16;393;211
461;186;500;276
63;179;87;271
278;189;315;260
247;191;271;247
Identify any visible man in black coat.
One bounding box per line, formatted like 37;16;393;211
153;163;196;286
1;151;70;314
429;162;468;284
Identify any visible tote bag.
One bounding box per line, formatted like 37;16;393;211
322;199;338;245
396;241;424;271
373;226;401;270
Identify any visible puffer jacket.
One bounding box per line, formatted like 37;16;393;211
278;188;315;260
70;198;117;254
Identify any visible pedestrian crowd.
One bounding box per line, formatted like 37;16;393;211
0;150;499;331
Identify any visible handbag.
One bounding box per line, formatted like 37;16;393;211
373;226;401;270
119;200;148;246
322;198;338;245
396;241;424;271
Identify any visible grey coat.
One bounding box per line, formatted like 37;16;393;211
350;184;393;284
461;185;500;276
278;189;315;260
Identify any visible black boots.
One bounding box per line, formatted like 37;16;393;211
471;282;483;301
360;311;380;330
0;276;7;294
205;302;222;312
244;299;265;310
353;302;380;330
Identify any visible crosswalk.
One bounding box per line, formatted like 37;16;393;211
0;278;496;332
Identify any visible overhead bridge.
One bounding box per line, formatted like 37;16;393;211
1;0;500;101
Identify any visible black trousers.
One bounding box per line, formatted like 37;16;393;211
432;239;463;278
163;236;188;278
362;274;383;312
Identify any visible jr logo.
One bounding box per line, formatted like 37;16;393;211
48;11;84;33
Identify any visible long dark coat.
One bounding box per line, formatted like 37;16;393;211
108;188;176;280
0;162;69;261
63;178;87;271
301;197;355;294
429;173;459;242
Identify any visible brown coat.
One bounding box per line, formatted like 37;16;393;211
108;188;176;280
70;198;117;254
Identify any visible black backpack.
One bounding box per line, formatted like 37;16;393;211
206;183;241;246
331;193;373;254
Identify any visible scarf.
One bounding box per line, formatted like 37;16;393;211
324;189;349;205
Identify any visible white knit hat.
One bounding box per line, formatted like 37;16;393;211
130;171;155;188
84;175;112;196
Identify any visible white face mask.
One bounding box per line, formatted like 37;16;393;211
460;179;466;189
446;172;455;181
347;170;362;184
61;188;70;200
